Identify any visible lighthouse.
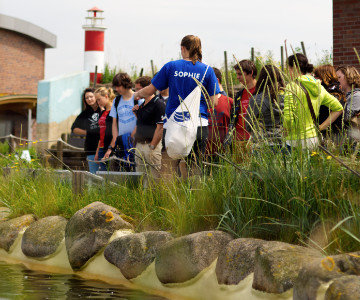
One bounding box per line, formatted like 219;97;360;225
82;7;107;83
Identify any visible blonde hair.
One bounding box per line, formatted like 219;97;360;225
181;35;202;65
336;65;360;89
94;87;115;102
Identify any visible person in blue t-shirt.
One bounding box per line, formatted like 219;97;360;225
103;72;136;160
134;35;220;174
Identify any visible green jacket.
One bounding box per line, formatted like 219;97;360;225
284;75;343;140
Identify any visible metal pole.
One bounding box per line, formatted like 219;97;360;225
150;60;155;77
281;46;284;71
301;41;307;57
224;51;229;95
140;68;144;77
251;47;255;62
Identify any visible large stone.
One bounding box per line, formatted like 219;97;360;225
21;216;68;258
0;214;36;252
65;201;133;270
216;238;268;285
0;207;11;223
293;252;360;300
252;241;323;293
155;230;232;284
325;275;360;300
104;231;173;280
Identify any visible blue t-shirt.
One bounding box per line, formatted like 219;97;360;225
109;95;136;136
151;60;220;122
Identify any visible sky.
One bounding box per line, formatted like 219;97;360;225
0;0;333;79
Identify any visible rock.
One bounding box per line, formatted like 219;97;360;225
65;201;133;270
215;238;268;285
293;252;360;300
21;216;68;258
308;221;334;250
0;214;36;252
155;231;232;284
325;275;360;300
104;231;173;280
0;207;11;223
252;241;323;294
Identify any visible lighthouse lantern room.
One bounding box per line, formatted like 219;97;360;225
82;7;107;83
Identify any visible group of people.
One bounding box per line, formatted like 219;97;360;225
71;34;360;176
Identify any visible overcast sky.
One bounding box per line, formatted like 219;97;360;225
0;0;333;79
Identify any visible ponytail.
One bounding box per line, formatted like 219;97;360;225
181;35;202;65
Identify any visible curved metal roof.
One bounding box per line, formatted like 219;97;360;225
0;14;56;48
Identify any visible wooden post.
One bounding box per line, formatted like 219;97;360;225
61;133;67;143
56;140;63;169
301;41;307;57
72;171;85;195
281;46;284;71
150;60;155;77
140;68;144;77
224;51;229;95
251;47;255;62
27;107;32;149
93;65;98;88
9;136;14;154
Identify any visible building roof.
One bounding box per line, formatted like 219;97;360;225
0;14;56;48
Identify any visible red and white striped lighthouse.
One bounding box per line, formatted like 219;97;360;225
82;7;107;83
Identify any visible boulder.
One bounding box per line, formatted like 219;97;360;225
252;241;323;293
0;207;11;223
104;231;173;280
155;231;232;284
65;201;133;270
325;275;360;300
215;238;268;285
21;216;68;258
0;214;36;252
293;252;360;300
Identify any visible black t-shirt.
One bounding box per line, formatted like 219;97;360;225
135;96;166;142
71;107;101;154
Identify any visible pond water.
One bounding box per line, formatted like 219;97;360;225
0;261;168;299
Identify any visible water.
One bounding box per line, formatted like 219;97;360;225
0;261;168;299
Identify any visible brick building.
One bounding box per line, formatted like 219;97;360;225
333;0;360;69
0;14;56;140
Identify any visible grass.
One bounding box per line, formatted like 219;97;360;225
0;144;359;254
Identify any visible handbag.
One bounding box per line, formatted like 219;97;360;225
165;66;209;159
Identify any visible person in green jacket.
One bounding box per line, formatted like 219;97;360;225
283;54;343;150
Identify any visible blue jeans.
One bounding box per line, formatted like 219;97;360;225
98;148;108;171
87;154;98;174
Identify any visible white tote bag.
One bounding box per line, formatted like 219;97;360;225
165;66;209;159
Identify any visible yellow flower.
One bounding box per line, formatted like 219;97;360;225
304;176;307;179
326;156;332;160
39;139;43;141
311;151;318;157
19;144;23;146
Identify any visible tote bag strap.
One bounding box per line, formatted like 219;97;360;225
200;65;210;85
